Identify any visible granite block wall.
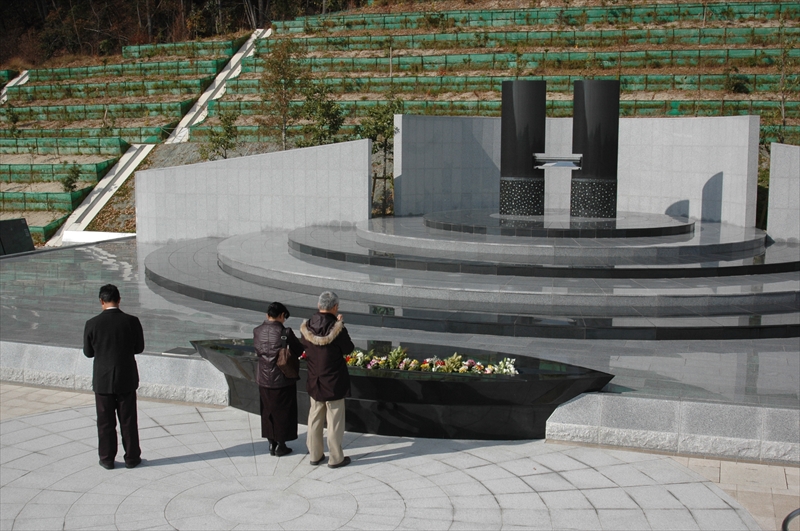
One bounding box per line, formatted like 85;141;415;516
136;139;372;243
547;394;799;465
767;143;800;243
395;115;759;227
0;341;229;406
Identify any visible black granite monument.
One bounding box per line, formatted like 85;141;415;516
499;80;547;216
499;79;622;219
570;80;621;218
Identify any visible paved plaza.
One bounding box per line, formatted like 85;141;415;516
2;383;798;531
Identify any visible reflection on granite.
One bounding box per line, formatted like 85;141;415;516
0;240;262;355
360;216;776;266
290;224;800;277
214;231;799;319
1;239;797;409
425;208;693;238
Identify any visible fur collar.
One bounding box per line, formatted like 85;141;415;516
300;319;344;346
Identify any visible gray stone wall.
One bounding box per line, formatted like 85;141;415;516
547;394;799;465
616;115;759;228
136;139;372;243
0;341;229;406
767;143;800;243
395;115;760;227
394;115;501;216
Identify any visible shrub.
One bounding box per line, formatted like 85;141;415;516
61;164;80;192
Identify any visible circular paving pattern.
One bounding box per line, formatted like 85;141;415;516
0;400;764;531
215;490;310;524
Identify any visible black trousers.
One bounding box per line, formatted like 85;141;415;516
95;391;141;464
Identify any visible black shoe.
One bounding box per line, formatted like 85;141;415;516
268;440;277;456
327;456;351;469
99;460;114;470
125;458;142;469
310;455;325;466
274;443;292;457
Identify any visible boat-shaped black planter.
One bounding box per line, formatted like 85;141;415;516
192;339;613;440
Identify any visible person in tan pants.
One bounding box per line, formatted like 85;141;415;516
300;291;355;468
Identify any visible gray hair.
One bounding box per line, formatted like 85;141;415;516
318;291;340;311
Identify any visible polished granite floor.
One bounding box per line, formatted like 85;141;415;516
358;217;772;265
423;209;696;238
1;239;798;409
217;231;800;316
291;223;800;272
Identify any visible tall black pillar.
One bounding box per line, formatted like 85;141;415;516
570;80;620;218
500;80;547;216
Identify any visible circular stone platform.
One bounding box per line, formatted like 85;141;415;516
424;209;695;238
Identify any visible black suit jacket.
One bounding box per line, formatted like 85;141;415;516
83;308;145;394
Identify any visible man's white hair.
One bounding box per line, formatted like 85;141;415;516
318;291;339;311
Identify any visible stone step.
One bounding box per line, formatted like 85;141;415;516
218;231;800;316
142;237;799;340
355;217;770;265
289;224;799;279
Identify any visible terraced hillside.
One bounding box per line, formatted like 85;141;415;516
0;35;249;243
195;1;799;147
1;1;797;243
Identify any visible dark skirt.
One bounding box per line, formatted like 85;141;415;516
259;384;298;442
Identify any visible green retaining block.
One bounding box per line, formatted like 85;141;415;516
0;99;196;122
273;2;796;32
0;159;118;183
0;138;130;156
762;125;800;144
208;98;799;120
7;76;215;101
228;73;792;95
0;70;18;88
260;26;800;52
189;123;359;142
122;35;250;59
0;123;178;144
243;48;798;74
0;187;93;211
28;215;70;243
27;59;228;82
190;120;795;147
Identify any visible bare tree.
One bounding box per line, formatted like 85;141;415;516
257;39;308;150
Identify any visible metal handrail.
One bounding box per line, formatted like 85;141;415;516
782;508;800;531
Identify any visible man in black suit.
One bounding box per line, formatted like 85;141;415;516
83;284;145;470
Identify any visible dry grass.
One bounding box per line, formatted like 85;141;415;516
320;0;787;16
0;210;66;226
0;154;113;164
0;117;175;131
0;182;74;193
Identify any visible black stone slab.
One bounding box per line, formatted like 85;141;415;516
0;219;35;256
192;339;614;440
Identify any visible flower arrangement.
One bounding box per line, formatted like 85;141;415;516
345;346;518;376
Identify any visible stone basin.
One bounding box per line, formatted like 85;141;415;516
192;339;613;440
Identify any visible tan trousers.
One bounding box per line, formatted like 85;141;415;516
307;397;345;465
